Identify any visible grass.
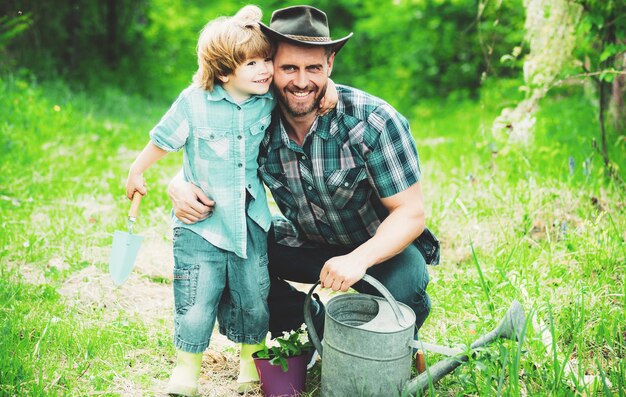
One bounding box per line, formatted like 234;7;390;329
413;80;625;396
0;71;624;396
0;73;178;396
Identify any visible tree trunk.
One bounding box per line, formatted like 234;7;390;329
65;0;81;72
106;0;118;68
599;81;610;168
610;52;625;130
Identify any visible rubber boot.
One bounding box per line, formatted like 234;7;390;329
236;340;265;394
166;350;203;396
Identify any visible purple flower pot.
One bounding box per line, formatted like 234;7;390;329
253;353;308;397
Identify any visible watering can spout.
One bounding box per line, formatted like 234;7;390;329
402;300;526;396
496;300;525;341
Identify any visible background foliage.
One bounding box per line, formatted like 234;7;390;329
0;0;624;396
1;0;526;114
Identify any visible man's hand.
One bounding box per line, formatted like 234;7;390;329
168;177;215;224
319;253;368;292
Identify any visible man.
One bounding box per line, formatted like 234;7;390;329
169;5;439;343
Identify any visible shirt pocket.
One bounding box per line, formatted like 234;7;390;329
323;166;370;210
259;165;298;215
247;114;272;157
195;127;230;161
249;114;272;136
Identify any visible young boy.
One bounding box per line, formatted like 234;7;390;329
124;5;336;396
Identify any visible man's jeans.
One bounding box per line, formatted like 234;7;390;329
267;229;431;338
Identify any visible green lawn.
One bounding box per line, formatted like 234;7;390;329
0;73;624;396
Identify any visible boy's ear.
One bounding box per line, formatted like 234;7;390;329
217;75;229;83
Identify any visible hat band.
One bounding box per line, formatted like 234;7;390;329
284;34;332;43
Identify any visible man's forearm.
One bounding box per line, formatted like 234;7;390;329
350;207;425;268
167;169;185;195
167;169;214;224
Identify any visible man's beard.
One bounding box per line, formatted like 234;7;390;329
276;83;327;117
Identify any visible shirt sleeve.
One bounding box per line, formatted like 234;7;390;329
149;93;190;152
365;104;421;198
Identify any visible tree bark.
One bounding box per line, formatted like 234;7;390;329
599;81;610;168
106;0;118;68
610;52;625;130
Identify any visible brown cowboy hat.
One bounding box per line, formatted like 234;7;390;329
260;5;353;53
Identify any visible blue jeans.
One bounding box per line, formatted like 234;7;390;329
172;218;269;354
266;228;431;338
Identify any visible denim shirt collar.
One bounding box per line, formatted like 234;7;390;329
207;84;273;105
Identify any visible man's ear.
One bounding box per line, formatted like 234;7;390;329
218;75;229;83
327;52;335;76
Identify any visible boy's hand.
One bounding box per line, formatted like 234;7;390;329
126;171;147;200
318;78;338;116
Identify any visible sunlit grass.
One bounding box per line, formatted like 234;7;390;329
0;73;623;396
413;80;625;396
0;74;178;395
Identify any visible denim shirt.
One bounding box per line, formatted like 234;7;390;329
150;84;274;258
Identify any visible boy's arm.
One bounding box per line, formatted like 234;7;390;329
126;141;168;199
318;78;338;115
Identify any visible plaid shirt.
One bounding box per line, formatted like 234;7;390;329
258;85;421;247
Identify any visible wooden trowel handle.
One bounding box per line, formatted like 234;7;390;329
129;192;142;219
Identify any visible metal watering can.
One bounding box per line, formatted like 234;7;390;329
304;274;526;397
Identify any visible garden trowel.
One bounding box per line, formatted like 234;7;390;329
109;192;143;285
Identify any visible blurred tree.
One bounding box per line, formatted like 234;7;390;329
0;0;528;108
490;0;624;178
492;0;582;145
0;11;31;71
573;0;626;172
325;0;525;115
1;1;148;89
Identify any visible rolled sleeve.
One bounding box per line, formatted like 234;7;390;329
365;104;421;198
149;94;190;152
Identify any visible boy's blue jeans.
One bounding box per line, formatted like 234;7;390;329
266;229;431;338
172;217;269;354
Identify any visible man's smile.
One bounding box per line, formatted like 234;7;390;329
286;87;316;101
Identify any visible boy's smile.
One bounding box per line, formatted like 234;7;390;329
221;57;274;103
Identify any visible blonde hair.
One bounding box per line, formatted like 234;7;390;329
193;5;273;91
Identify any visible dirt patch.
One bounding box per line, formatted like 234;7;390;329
59;220;263;396
59;215;175;320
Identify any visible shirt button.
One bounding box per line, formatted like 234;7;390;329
344;182;350;187
237;135;242;140
307;185;313;191
238;163;243;168
300;155;306;161
247;184;252;189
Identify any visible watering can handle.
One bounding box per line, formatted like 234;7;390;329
303;274;409;359
304;281;324;357
360;274;408;325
